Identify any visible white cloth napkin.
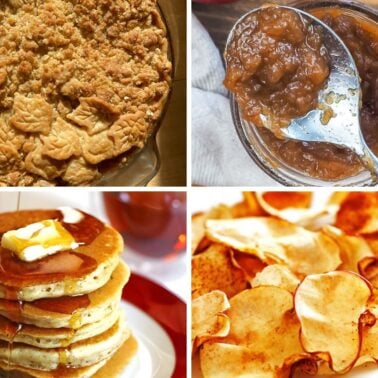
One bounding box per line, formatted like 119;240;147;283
191;14;280;186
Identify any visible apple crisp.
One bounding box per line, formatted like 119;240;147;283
0;0;172;186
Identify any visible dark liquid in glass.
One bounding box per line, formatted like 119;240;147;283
103;192;186;258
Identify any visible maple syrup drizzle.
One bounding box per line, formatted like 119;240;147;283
0;249;98;291
32;295;90;315
6;321;22;375
58;210;105;245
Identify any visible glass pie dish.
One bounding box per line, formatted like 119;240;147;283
93;0;184;187
230;0;378;186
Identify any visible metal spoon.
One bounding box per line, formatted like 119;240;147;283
227;6;378;174
278;6;378;173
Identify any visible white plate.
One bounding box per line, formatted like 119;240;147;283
120;301;176;378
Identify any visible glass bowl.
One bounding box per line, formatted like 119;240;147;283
230;0;378;187
95;0;183;186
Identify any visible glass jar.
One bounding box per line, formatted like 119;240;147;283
230;0;378;186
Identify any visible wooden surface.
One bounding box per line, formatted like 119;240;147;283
149;0;186;186
193;0;378;53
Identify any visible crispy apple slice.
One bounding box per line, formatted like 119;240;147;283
206;217;341;276
192;203;245;255
295;271;373;373
358;292;378;365
335;192;378;235
232;251;267;281
200;286;312;378
191;206;233;255
200;286;311;378
327;192;349;206
242;192;267;216
261;192;312;209
359;257;378;289
251;264;300;293
192;244;249;299
192;212;207;255
323;226;374;273
192;290;230;353
255;192;338;230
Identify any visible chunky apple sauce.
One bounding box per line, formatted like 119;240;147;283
224;7;330;133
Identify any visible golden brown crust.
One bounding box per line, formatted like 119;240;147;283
0;0;171;186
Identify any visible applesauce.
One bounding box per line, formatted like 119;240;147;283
225;7;330;134
229;3;378;183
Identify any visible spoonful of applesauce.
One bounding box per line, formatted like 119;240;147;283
224;5;378;174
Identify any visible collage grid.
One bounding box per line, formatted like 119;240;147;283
0;0;377;377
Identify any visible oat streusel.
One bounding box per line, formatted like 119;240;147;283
0;0;172;186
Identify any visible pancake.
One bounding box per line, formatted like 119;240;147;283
0;334;138;378
0;261;129;329
0;308;121;349
0;315;128;371
0;210;124;301
0;209;136;377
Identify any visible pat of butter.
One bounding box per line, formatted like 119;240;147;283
58;207;84;224
1;220;79;262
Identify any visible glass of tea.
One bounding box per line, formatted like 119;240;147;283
103;192;186;259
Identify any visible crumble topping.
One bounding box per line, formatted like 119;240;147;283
0;0;172;186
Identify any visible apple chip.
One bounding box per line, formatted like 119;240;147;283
259;192;312;210
327;192;349;206
323;226;374;273
255;192;337;230
200;287;311;377
295;271;373;373
192;244;249;299
192;290;230;353
251;264;300;293
336;193;378;235
192;212;207;255
232;251;266;281
206;217;341;276
363;234;378;258
191;205;233;255
359;257;378;288
358;294;378;364
230;199;258;218
359;321;378;365
242;192;267;216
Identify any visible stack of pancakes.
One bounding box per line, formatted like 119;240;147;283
0;209;136;378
